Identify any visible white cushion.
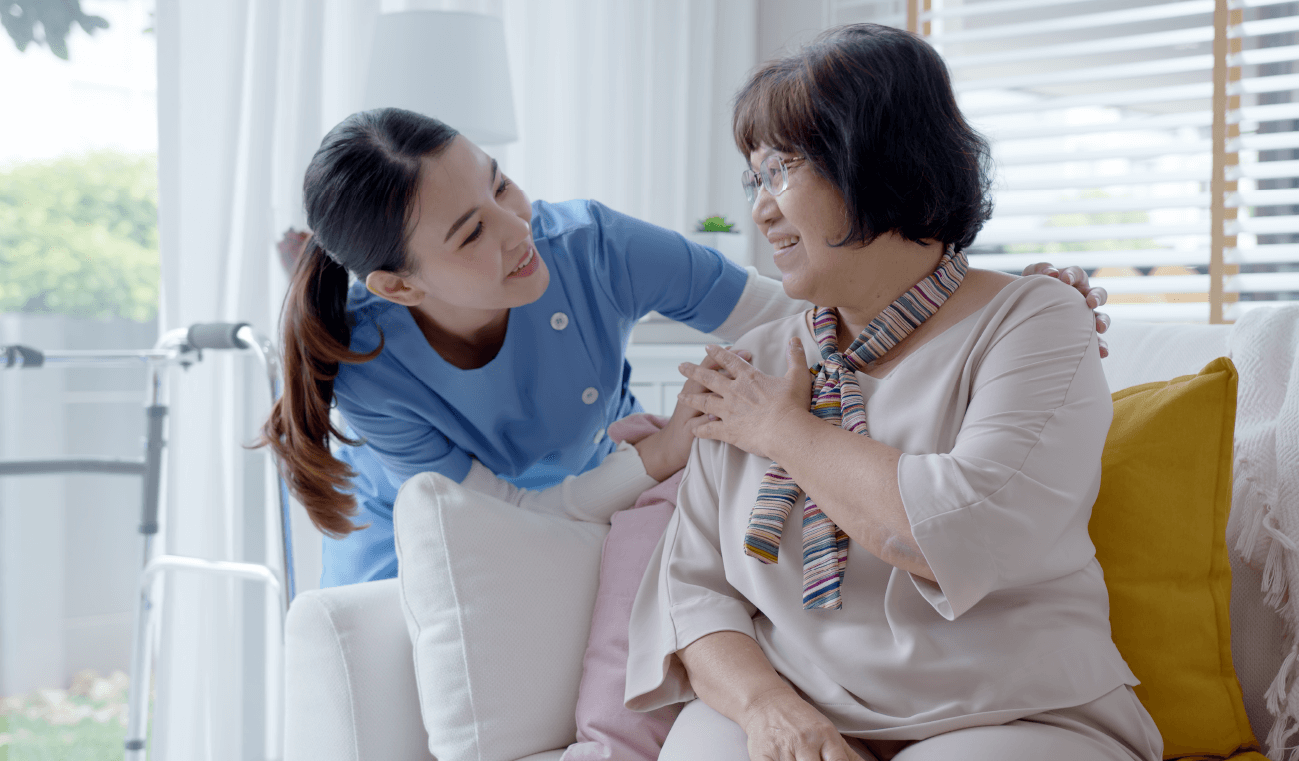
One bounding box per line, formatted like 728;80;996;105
1100;319;1230;391
284;578;431;761
394;472;609;761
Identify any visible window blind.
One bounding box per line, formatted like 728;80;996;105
831;0;1299;322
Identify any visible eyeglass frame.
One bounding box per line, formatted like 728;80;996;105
742;154;806;205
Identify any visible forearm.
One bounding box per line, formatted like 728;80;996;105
632;427;689;482
676;630;798;725
767;413;934;580
459;441;657;523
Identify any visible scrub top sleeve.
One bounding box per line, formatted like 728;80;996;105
625;439;758;712
897;283;1114;621
334;392;473;491
586;200;748;334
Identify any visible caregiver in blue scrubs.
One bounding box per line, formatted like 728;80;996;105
261;108;1106;587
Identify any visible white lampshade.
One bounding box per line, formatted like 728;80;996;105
362;11;518;146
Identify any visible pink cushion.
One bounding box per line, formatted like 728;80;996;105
562;414;683;761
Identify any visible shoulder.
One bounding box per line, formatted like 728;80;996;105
528;199;617;275
993;272;1093;325
970;273;1098;365
344;279;389;345
339;280;409;374
529;198;609;241
729;312;811;376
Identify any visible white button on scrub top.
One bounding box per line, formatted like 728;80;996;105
550;312;569;330
582;387;599;405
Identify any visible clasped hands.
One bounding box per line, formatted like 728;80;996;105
677;338;816;461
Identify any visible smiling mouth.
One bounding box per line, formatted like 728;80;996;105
508;246;535;276
773;236;801;254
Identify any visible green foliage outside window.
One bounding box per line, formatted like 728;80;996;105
0;151;160;322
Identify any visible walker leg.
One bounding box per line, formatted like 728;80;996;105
124;403;167;760
124;537;156;761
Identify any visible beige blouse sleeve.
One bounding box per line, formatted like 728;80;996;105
624;439;758;712
898;285;1114;621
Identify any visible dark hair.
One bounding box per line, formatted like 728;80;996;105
732;23;993;251
258;108;459;537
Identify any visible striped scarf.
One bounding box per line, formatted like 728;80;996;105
742;246;968;610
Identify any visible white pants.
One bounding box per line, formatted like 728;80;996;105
658;686;1163;761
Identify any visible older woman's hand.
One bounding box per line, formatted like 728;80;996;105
677;339;814;460
1023;262;1111;358
634;348;751;480
741;690;869;761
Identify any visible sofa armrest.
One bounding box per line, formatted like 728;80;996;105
284;578;432;761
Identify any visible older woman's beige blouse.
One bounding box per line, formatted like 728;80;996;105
624;275;1139;740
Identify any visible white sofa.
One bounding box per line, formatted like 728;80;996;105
283;319;1288;761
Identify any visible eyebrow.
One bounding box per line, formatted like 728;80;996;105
748;148;775;173
444;158;499;243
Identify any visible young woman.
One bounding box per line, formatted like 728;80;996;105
627;24;1157;761
261;108;1109;587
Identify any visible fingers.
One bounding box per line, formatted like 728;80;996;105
705;343;751;370
1021;262;1059;277
678;391;718;416
684;413;710;436
679;362;732;394
1098;336;1109;359
1057;265;1088;288
786;337;805;375
700;348;751;372
1095;311;1111;334
1085;286;1108;310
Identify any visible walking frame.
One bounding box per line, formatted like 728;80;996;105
1;322;293;761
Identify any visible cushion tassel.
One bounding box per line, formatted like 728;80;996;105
1234;465;1273;568
1262;512;1298;610
1267;642;1299;759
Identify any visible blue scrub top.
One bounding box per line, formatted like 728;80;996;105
321;199;747;587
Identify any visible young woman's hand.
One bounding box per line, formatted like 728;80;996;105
677;340;814;461
633;348;751;481
740;690;869;761
1022;262;1111;358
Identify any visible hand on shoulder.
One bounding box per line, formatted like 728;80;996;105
1021;262;1110;358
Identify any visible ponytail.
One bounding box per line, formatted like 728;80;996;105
260;238;381;537
258;107;459;537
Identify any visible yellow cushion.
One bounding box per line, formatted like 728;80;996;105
1090;357;1259;759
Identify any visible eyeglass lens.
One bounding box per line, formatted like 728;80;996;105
742;156;788;204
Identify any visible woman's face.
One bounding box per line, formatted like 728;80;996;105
398;135;547;316
748;144;863;306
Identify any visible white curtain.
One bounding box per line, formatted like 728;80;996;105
153;1;755;757
153;0;378;757
497;0;758;243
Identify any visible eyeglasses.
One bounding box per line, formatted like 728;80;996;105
742;154;805;205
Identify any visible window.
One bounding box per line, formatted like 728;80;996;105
833;0;1299;322
0;0;158;755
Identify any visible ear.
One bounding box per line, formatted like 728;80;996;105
365;270;425;307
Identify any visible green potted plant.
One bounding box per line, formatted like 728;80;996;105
689;215;748;265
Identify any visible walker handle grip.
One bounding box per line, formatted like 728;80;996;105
187;322;250;350
2;345;44;368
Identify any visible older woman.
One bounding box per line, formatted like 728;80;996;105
624;24;1161;761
